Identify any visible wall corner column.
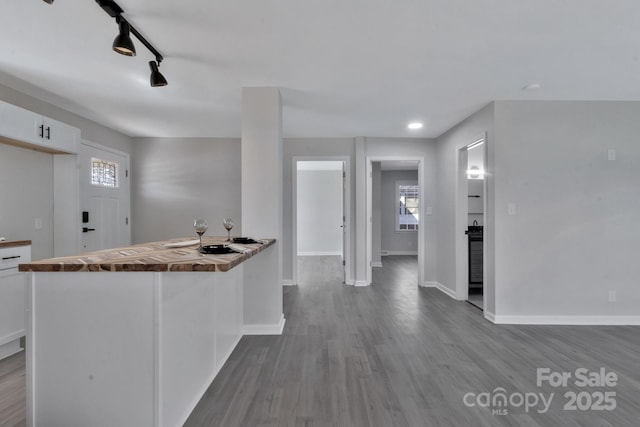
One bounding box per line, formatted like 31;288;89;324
354;136;368;285
241;87;284;334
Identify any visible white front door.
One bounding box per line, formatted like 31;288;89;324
79;142;130;253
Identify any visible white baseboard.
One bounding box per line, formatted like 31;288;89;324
354;280;369;287
421;281;460;300
492;315;640;326
0;330;24;347
0;340;23;361
420;281;438;288
281;279;295;286
243;314;286;335
345;279;355;286
371;261;383;268
297;251;342;256
484;311;496;323
381;251;418;256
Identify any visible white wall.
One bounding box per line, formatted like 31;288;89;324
241;87;283;332
131;137;241;244
492;101;640;321
381;170;419;254
0;144;53;261
436;103;495;312
371;162;382;265
296;169;343;255
0;83;132;260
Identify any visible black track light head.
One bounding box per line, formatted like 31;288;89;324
43;0;55;4
112;20;136;56
97;1;168;87
149;61;168;87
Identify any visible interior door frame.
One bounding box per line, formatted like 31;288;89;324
455;132;488;305
80;140;131;249
292;156;351;286
366;156;425;286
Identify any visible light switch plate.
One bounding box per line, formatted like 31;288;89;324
35;218;43;229
608;149;616;161
426;206;433;215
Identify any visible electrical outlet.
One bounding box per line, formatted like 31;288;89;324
34;218;43;230
508;203;516;215
426;206;433;215
608;149;616;161
608;290;617;303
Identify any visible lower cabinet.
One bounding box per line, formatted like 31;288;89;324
0;244;31;360
467;232;483;287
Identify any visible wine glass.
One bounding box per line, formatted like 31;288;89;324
223;218;234;242
194;219;208;249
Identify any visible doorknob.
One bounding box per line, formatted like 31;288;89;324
82;227;96;233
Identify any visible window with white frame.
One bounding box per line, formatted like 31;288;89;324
91;157;119;188
396;181;419;231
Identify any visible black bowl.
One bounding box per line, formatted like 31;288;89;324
199;244;234;255
232;237;259;244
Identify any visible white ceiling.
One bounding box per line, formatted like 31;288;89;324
1;1;639;139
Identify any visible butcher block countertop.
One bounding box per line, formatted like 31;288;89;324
0;240;31;249
18;237;275;273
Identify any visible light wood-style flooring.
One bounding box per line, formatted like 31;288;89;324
1;255;639;426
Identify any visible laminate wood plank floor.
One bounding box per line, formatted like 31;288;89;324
185;255;640;427
0;351;25;427
2;256;639;426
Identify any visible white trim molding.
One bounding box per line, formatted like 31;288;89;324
281;279;295;287
382;251;418;256
484;311;496;323
243;314;286;335
420;281;439;288
421;281;461;300
297;251;342;257
492;315;640;326
354;280;370;287
371;261;383;268
345;279;355;286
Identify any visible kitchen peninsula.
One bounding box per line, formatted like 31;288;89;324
19;237;275;427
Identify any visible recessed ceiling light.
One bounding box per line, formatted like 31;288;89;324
522;83;542;91
408;122;423;130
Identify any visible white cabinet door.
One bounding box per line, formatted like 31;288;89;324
0;270;25;346
0;100;80;154
0;100;42;145
43;116;80;154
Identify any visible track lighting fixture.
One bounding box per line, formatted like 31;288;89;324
95;0;168;87
149;61;168;87
42;0;54;4
112;20;136;57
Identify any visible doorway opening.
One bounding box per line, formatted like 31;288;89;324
366;158;424;287
456;134;486;310
292;159;350;287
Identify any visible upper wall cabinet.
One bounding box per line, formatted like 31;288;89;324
0;100;80;154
